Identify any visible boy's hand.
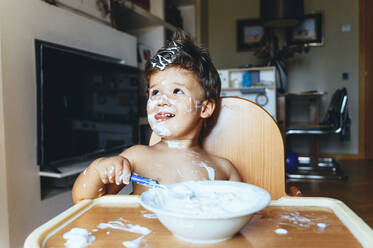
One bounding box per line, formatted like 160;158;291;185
92;156;132;185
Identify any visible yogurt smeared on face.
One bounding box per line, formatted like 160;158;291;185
147;96;176;137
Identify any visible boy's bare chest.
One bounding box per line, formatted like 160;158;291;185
133;151;225;184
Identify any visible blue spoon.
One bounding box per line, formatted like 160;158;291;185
130;174;160;188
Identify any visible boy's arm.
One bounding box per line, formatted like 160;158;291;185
72;158;108;204
72;155;132;204
217;157;242;182
229;168;242;181
72;145;144;203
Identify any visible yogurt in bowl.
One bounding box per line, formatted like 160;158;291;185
140;180;271;243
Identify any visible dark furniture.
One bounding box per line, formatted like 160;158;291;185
278;89;348;180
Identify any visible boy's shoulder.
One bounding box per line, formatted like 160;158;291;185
119;144;152;157
212;154;233;166
204;152;234;170
118;144;156;168
206;152;241;181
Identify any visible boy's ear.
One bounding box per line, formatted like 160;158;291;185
200;99;216;119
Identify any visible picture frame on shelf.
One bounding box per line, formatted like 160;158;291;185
137;43;153;70
287;13;323;47
236;19;265;51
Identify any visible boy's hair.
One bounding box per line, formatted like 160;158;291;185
144;31;221;102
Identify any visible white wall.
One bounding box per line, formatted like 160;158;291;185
287;0;359;154
0;27;11;248
208;0;261;69
207;0;359;155
0;1;136;247
180;5;196;38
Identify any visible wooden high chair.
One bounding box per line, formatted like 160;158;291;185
25;100;373;248
149;96;286;200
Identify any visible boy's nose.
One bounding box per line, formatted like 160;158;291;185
158;94;171;106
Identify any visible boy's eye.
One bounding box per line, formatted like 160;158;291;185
151;90;160;96
173;88;184;95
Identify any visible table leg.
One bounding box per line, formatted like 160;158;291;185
309;98;321;168
276;95;286;146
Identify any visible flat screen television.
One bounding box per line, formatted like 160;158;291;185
35;40;139;171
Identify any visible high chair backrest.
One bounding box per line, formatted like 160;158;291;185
149;97;286;200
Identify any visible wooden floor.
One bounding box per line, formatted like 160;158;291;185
286;159;373;229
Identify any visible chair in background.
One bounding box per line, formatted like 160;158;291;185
149;96;287;200
286;88;350;180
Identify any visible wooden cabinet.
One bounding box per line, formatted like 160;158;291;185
111;0;197;53
55;0;198;72
111;0;198;94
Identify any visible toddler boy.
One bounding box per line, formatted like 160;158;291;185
72;31;241;203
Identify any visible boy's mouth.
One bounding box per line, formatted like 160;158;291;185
154;112;175;121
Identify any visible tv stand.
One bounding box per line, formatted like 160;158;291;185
40;165;62;174
39;160;92;200
39;160;91;178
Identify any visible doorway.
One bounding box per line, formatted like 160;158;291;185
360;0;373;159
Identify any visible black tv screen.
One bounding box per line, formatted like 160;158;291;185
35;40;139;170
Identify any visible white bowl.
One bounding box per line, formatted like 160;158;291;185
140;180;271;243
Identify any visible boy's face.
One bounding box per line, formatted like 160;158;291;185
147;67;212;139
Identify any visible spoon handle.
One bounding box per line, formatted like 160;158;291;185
130;174;159;187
